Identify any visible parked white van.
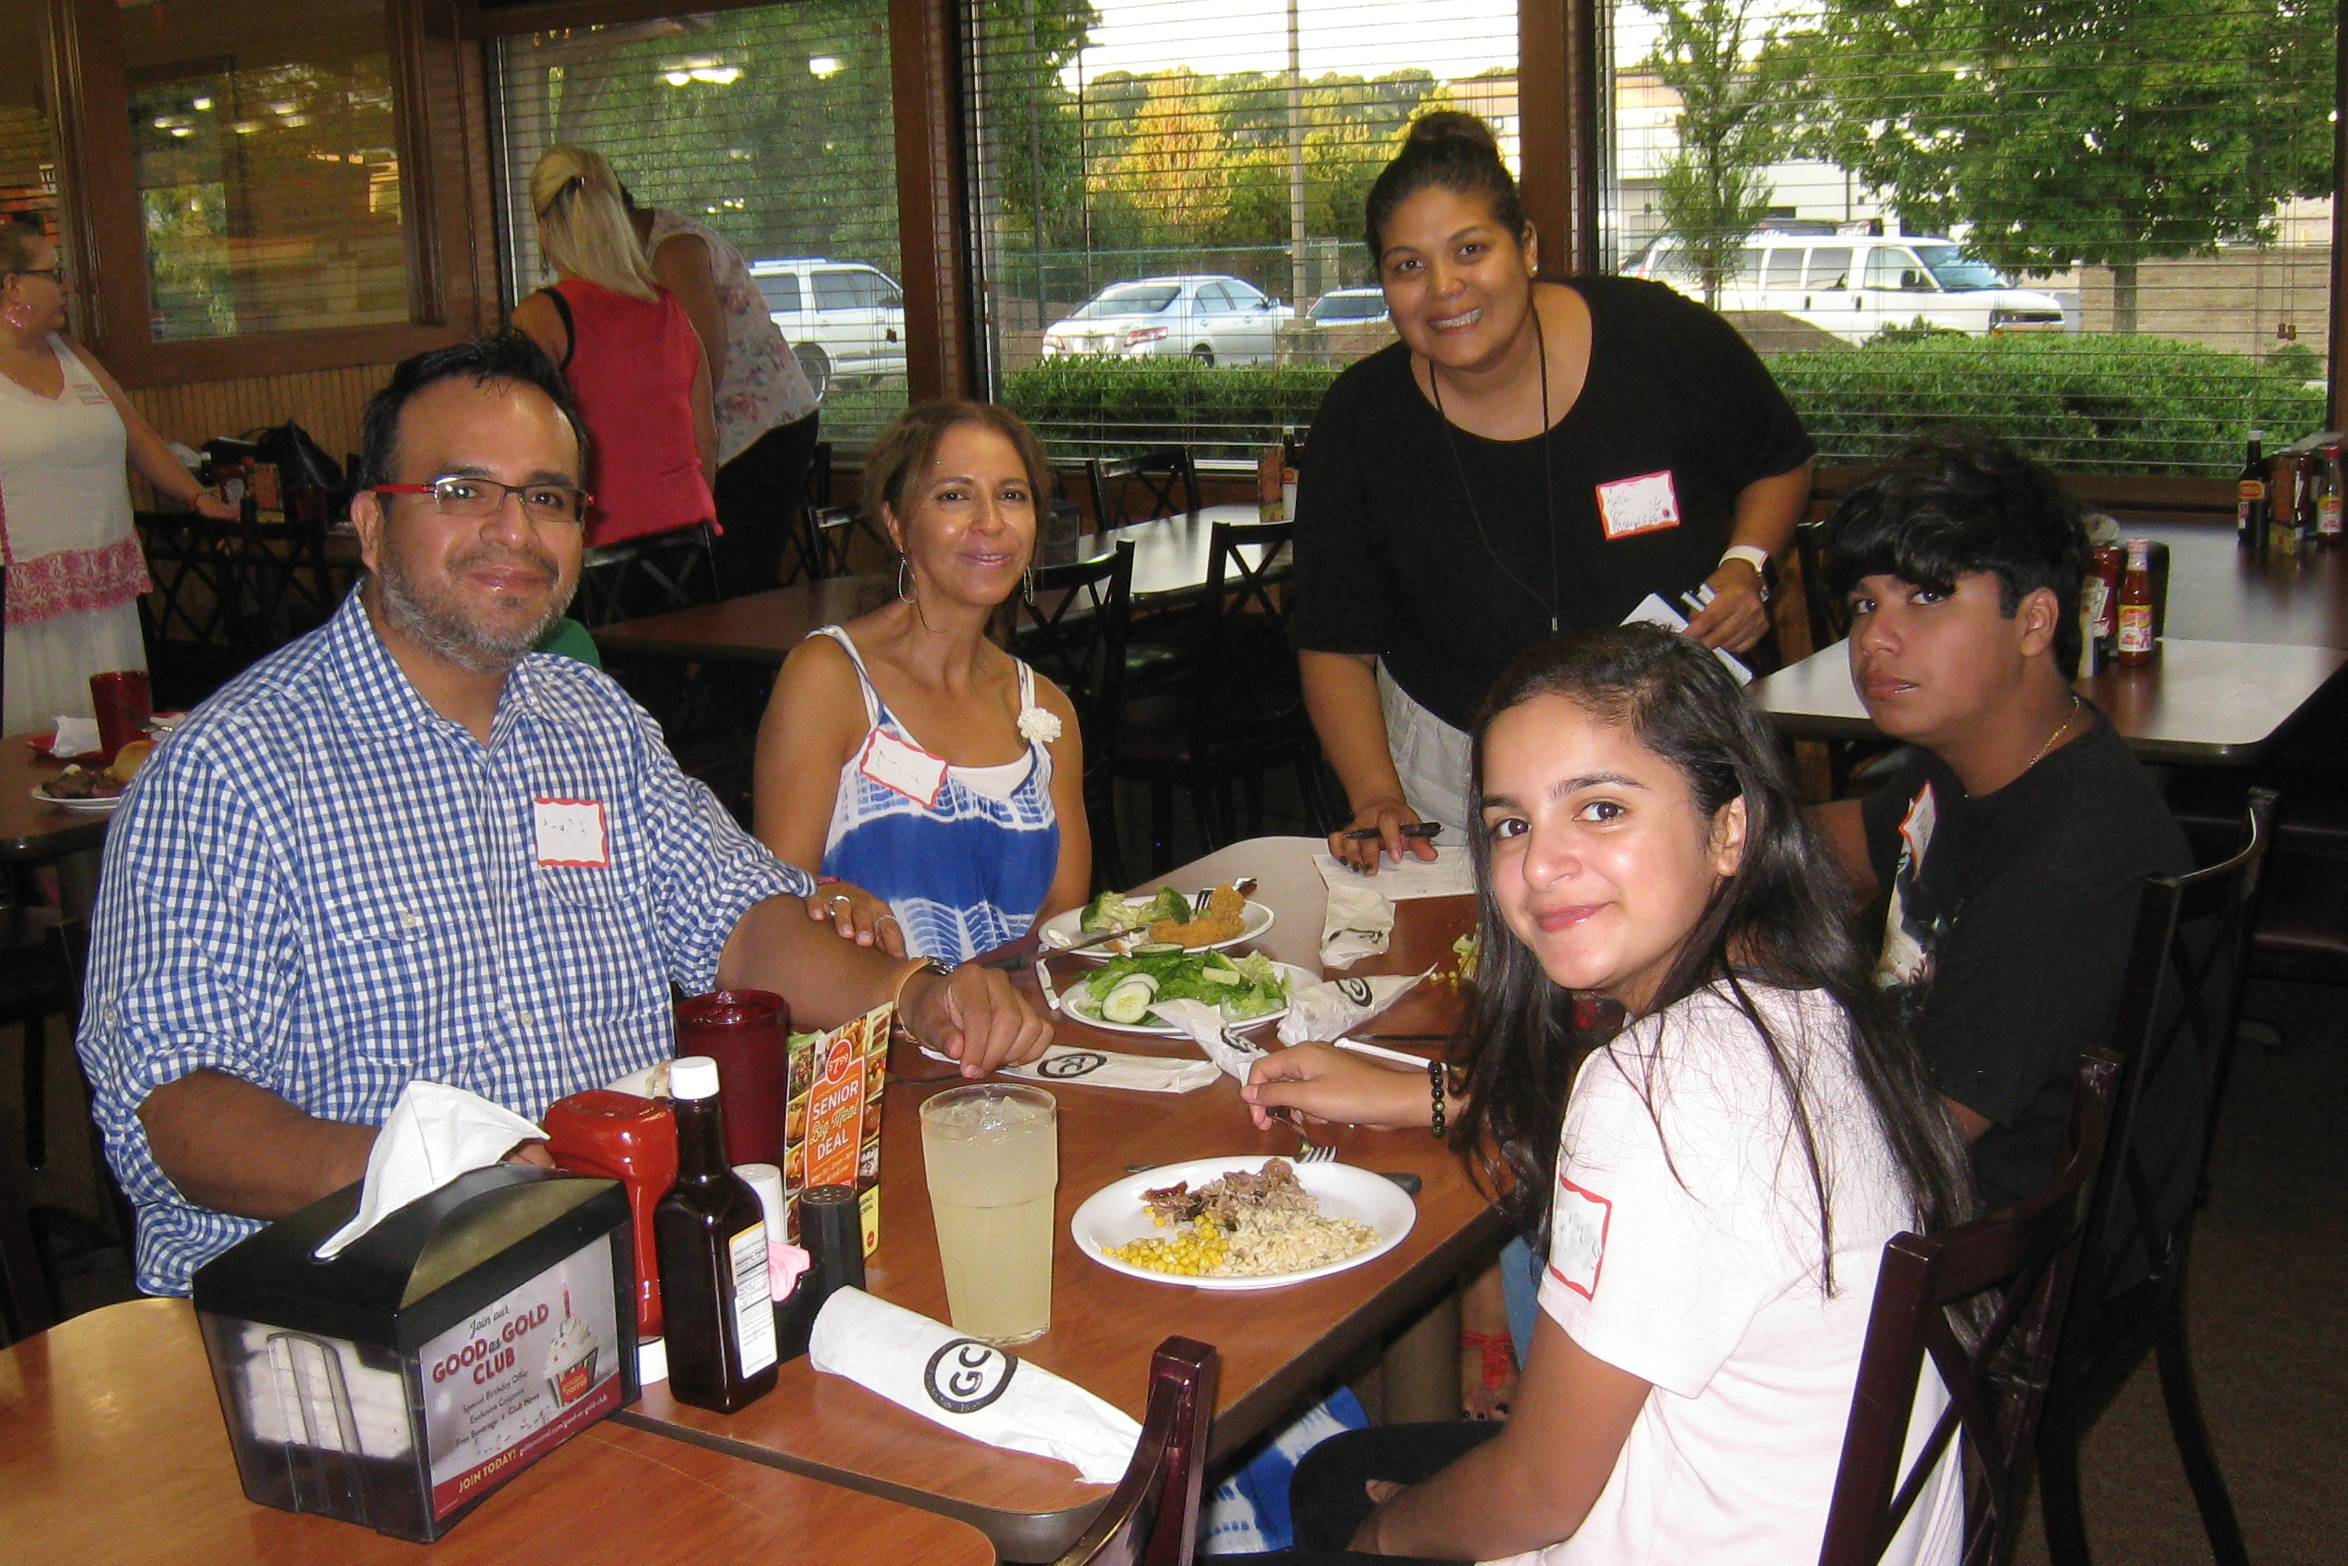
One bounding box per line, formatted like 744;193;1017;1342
1627;232;2070;343
748;258;906;397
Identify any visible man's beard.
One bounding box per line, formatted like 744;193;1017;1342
375;540;576;677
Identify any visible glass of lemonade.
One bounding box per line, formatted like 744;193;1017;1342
919;1084;1059;1345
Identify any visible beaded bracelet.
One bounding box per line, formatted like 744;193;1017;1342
1429;1059;1448;1139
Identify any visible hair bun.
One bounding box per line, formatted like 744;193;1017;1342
1406;111;1500;154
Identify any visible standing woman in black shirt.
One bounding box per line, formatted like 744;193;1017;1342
1295;113;1816;872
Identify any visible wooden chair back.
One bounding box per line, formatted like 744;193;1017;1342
1795;516;1849;657
1014;540;1134;754
1086;449;1202;529
1818;1048;2123;1566
2073;788;2275;1310
1052;1337;1218;1566
1186;519;1301;753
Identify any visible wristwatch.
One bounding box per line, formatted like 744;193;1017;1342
1719;544;1773;603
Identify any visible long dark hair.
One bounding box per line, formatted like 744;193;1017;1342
1448;626;1972;1288
1363;111;1528;264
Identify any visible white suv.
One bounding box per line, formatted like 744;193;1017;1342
1628;233;2070;343
748;258;906;397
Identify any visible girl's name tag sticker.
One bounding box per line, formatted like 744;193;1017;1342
1548;1175;1613;1300
1596;470;1683;540
858;728;950;808
533;798;609;867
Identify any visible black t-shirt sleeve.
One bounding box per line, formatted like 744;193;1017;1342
1290;357;1399;656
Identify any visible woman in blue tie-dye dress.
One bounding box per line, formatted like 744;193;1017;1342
751;402;1089;963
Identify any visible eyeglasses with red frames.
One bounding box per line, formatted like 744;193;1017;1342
371;476;592;525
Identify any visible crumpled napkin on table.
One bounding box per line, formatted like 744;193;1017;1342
1148;998;1272;1083
1277;971;1430;1048
1320;879;1395;967
810;1287;1141;1485
315;1081;544;1259
46;717;100;758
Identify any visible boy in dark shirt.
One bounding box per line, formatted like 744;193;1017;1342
1811;429;2198;1265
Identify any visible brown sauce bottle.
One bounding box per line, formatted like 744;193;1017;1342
654;1055;778;1413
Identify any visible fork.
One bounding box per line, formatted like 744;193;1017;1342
1191;875;1260;916
1273;1107;1337;1163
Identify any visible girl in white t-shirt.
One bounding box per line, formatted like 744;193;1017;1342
1242;625;1973;1565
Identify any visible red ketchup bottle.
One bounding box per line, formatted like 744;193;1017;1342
673;990;790;1168
655;1055;778;1413
544;1089;678;1340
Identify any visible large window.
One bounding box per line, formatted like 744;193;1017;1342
1605;0;2337;476
965;0;1519;459
490;3;906;448
120;0;410;341
0;12;57;239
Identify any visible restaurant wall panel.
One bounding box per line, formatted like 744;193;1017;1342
125;362;392;470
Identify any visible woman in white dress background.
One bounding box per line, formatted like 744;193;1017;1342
0;219;233;733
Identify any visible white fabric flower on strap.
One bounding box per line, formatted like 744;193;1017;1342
1017;706;1063;744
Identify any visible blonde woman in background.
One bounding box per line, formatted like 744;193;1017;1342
512;145;716;549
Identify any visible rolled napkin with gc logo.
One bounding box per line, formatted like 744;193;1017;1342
808;1287;1142;1484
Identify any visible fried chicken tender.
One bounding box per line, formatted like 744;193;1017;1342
1147;911;1246;946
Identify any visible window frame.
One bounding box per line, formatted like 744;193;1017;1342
49;0;496;388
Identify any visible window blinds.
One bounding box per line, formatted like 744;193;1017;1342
963;0;1520;460
490;3;907;449
1608;0;2339;476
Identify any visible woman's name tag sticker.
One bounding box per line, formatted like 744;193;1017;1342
1596;470;1683;540
858;728;950;808
1548;1176;1612;1300
533;798;609;868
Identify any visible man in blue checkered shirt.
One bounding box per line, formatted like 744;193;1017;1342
77;334;1052;1295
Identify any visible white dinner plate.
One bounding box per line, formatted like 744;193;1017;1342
1053;960;1314;1037
1036;898;1276;959
1072;1156;1417;1291
31;784;123;813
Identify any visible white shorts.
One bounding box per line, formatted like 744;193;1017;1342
1376;661;1472;846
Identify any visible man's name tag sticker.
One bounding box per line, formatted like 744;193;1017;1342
533;797;609;868
925;1338;1017;1414
1548;1176;1612;1300
858;728;950;808
1596;470;1683;540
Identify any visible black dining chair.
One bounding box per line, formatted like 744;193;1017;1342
1818;1048;2123;1566
1052;1337;1218;1566
1011;541;1135;891
572;521;721;627
1086;450;1202;530
804;504;890;581
2035;789;2276;1566
1112;519;1334;870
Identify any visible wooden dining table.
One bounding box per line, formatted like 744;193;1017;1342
617;836;1498;1561
591;503;1271;671
0;1297;996;1565
1758;520;2348;766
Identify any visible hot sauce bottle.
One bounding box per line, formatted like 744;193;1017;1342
2237;431;2267;553
2116;538;2157;667
654;1055;778;1413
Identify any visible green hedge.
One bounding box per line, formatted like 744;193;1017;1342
1000;334;2327;477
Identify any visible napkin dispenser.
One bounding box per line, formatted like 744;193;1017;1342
191;1165;637;1544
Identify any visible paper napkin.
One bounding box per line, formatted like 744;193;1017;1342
1312;847;1475;900
810;1288;1141;1485
315;1081;545;1260
1277;971;1430;1047
1320;879;1395;967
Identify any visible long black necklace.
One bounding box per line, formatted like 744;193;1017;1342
1426;301;1562;635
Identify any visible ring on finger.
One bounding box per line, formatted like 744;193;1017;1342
829;894;852;911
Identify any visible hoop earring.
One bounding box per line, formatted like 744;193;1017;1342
2;301;34;330
1023;563;1035;601
897;556;914;604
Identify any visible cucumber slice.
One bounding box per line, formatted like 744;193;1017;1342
1101;976;1159;1024
1129;942;1186;956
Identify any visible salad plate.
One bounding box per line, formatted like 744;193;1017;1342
1055;952;1313;1037
1038;887;1274;958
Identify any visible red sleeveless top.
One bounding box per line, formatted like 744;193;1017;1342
551;278;715;547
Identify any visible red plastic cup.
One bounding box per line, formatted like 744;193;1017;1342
89;670;152;763
673;989;791;1169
